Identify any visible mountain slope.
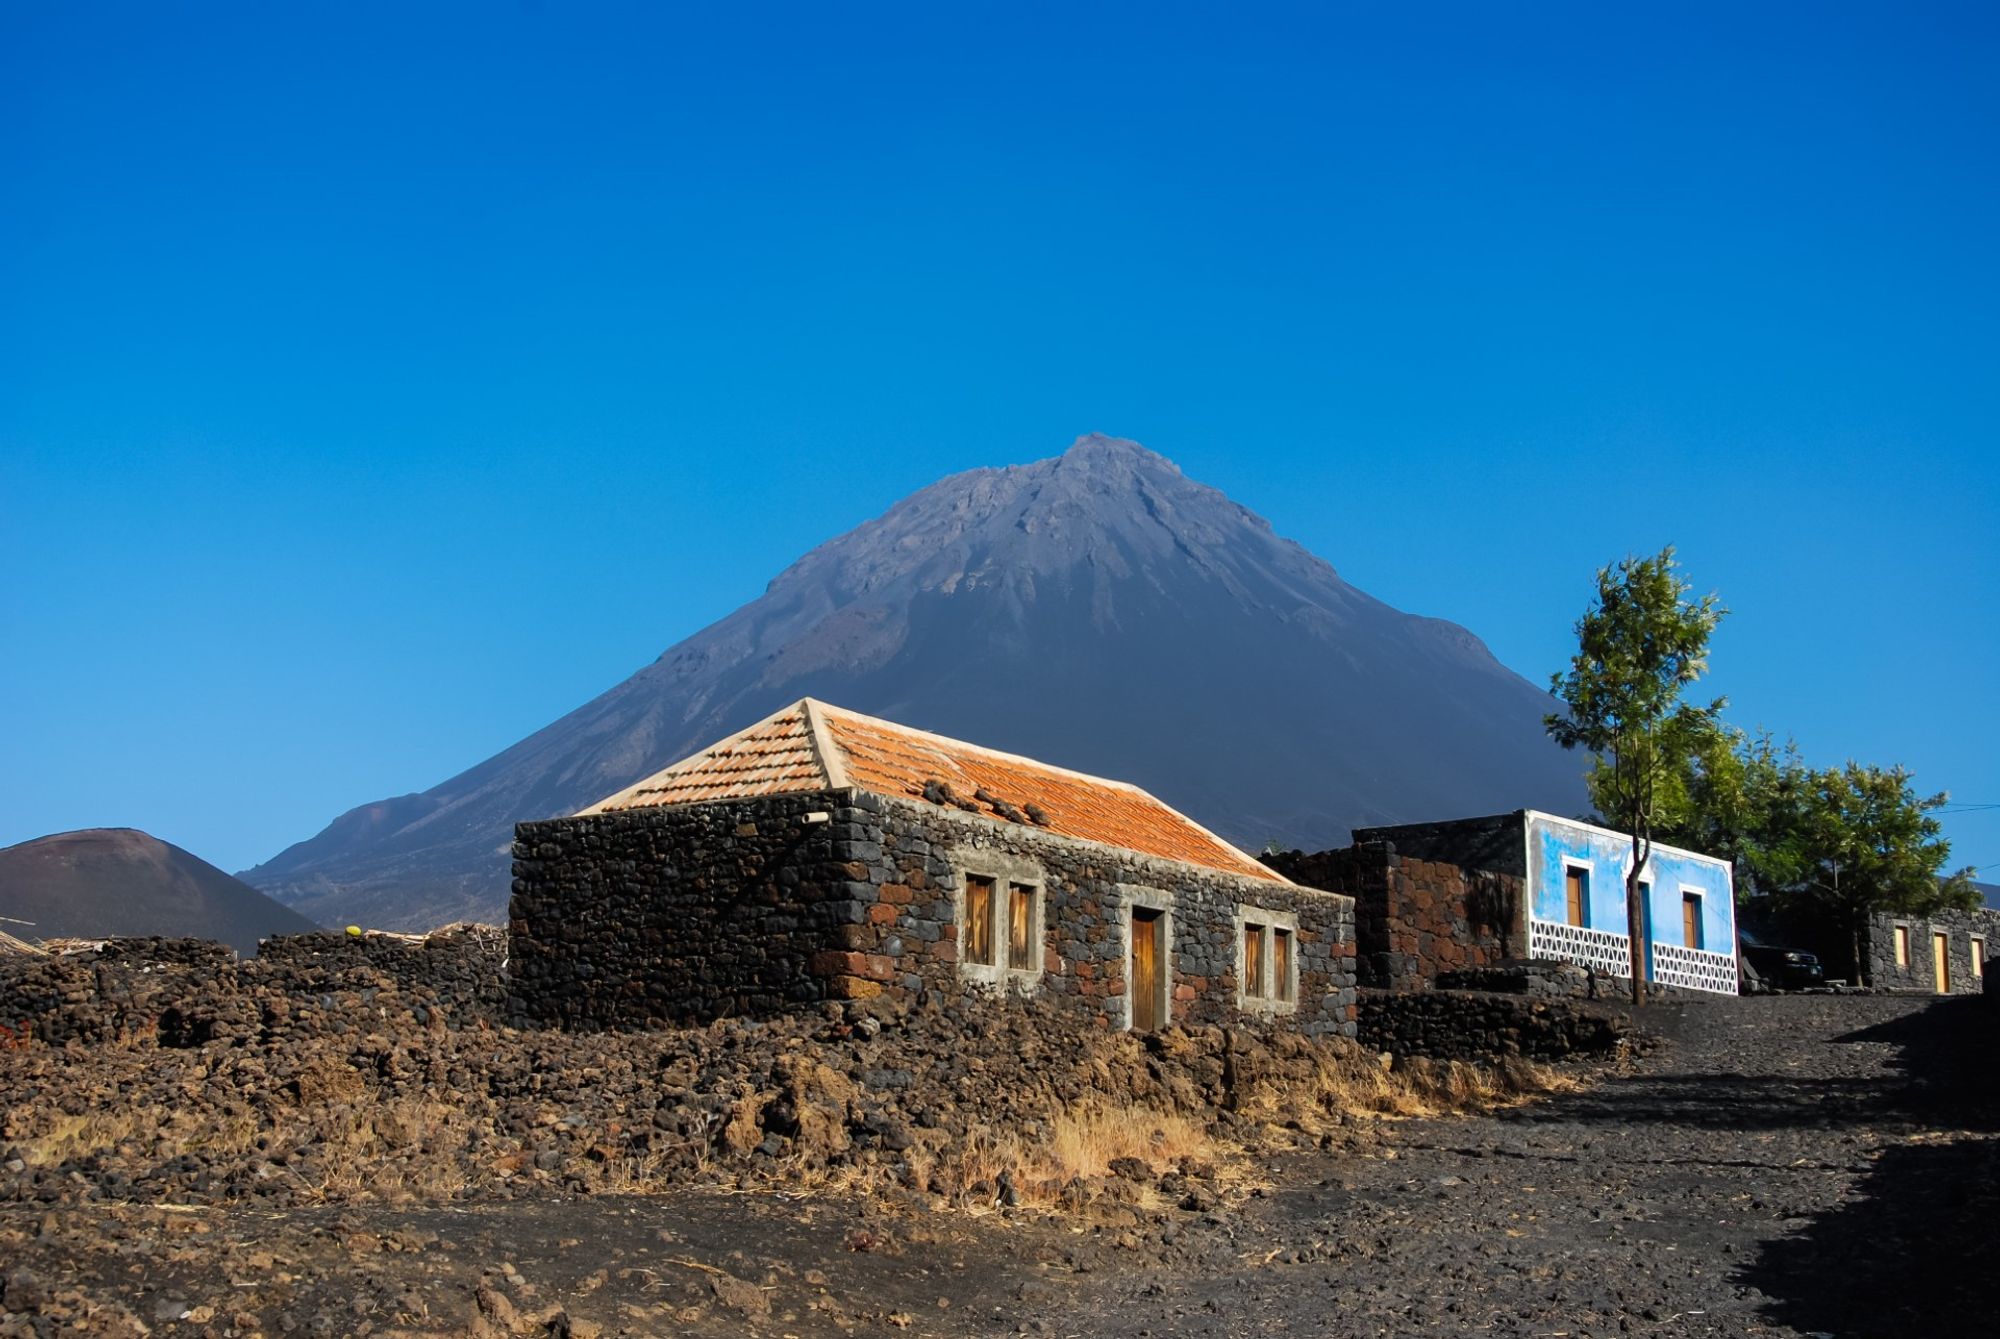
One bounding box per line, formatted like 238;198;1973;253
1;828;321;952
244;434;1588;929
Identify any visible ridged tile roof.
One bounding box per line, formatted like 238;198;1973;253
586;705;825;810
580;699;1285;885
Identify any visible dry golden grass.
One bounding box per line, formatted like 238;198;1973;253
8;1091;493;1203
294;1098;488;1203
13;1110;150;1166
590;1138;711;1196
1230;1044;1580;1130
1377;1053;1582;1118
1047;1103;1209;1179
902;1101;1216;1206
901;1050;1579;1210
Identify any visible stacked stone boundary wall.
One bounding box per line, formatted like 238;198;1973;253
0;928;505;1050
1435;960;1595;999
1356;988;1630;1062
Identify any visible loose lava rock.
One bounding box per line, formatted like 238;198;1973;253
0;932;1618;1218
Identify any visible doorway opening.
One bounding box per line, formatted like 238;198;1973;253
1130;907;1169;1032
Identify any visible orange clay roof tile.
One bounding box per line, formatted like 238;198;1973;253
584;708;822;809
578;699;1284;885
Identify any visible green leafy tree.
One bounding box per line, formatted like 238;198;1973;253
1651;734;1975;982
1547;547;1726;1004
1765;762;1975;983
1651;729;1810;897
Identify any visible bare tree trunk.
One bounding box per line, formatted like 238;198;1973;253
1627;828;1650;1006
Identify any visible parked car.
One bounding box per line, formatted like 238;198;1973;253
1740;939;1826;991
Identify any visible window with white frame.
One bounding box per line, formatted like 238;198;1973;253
1680;888;1705;951
1972;936;1986;979
1236;905;1298;1013
955;855;1044;987
1563;862;1590;928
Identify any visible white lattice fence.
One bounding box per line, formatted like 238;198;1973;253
1529;918;1635;979
1650;941;1740;995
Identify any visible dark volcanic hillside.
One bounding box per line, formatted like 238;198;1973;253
244;435;1587;930
1;828;319;952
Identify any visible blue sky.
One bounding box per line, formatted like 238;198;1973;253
3;1;1995;877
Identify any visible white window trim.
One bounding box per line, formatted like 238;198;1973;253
1892;920;1913;968
1234;903;1299;1016
1118;884;1175;1033
1971;936;1986;977
951;850;1046;992
1677;884;1706;950
1562;859;1594;929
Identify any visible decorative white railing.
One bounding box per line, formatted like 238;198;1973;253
1530;918;1634;979
1649;941;1740;996
1529;917;1740;996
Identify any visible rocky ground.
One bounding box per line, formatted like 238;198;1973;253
1053;991;1997;1339
2;990;1989;1336
1;936;1608;1219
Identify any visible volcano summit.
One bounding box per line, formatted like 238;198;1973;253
243;435;1586;929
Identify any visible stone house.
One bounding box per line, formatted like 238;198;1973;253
509;699;1357;1035
1861;905;1996;994
1274;810;1740;997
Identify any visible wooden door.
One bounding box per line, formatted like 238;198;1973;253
1681;894;1702;951
1132;909;1164;1032
1933;932;1950;994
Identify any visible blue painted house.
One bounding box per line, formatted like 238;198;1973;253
1352;809;1740;996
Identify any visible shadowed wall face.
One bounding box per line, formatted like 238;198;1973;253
1265;843;1520;991
509;791;853;1026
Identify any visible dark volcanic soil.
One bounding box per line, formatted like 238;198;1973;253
1052;992;1997;1339
4;994;1991;1337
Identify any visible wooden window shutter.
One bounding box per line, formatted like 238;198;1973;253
964;876;995;966
1008;883;1035;969
1243;923;1265;997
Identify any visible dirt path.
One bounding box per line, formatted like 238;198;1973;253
1044;994;1997;1338
4;995;1990;1336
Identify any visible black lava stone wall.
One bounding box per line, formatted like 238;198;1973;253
509;791;854;1028
509;788;1358;1037
1265;842;1523;991
1356;988;1629;1061
1350;813;1527;879
258;926;508;1013
851;792;1357;1037
0;930;508;1049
